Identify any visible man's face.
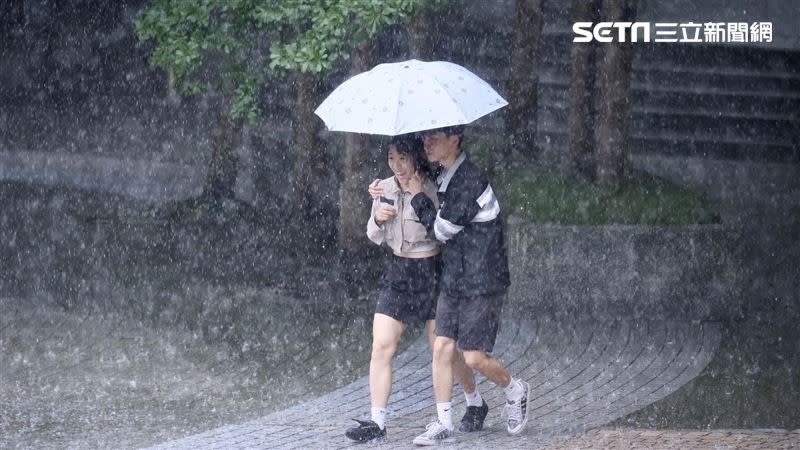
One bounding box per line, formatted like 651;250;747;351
422;131;457;163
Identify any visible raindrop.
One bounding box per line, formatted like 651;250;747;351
407;90;414;94
345;108;351;113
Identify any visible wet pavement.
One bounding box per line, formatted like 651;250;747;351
148;307;722;449
543;427;800;449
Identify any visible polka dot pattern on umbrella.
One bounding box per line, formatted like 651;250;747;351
315;59;508;136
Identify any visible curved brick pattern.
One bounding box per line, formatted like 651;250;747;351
148;308;722;450
543;428;800;449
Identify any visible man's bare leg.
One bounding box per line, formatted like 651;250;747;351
424;322;476;396
462;350;511;387
463;349;530;435
452;351;476;394
432;335;457;403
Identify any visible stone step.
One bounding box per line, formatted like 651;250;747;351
629;135;800;162
477;65;800;99
445;29;800;75
526;128;800;163
633;44;800;74
628;112;799;143
539;95;800;125
536;106;799;145
633;68;800;93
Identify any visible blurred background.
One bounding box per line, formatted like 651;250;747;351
1;0;798;448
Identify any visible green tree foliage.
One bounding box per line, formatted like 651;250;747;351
135;0;434;122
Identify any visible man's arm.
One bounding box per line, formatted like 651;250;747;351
410;192;438;241
430;173;491;242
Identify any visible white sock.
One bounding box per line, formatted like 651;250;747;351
436;402;454;430
371;406;387;430
464;388;483;407
504;378;524;401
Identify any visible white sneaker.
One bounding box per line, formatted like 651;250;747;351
412;420;454;446
505;380;530;434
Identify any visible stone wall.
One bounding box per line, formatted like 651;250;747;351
506;220;745;319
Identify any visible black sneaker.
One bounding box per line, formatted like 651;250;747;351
459;400;489;432
345;419;386;442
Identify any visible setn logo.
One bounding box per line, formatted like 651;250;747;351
573;21;773;43
573;22;651;43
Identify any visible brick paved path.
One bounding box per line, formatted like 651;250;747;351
148;306;722;449
543;427;800;449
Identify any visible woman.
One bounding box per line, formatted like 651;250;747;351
345;135;484;443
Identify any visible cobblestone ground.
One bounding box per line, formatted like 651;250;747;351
543;428;800;449
149;306;724;449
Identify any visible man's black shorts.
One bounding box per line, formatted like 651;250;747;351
435;291;506;352
376;255;440;327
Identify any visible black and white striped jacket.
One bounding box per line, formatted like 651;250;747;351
411;152;510;297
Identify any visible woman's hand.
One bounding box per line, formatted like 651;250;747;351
408;171;423;196
374;205;396;226
368;179;382;200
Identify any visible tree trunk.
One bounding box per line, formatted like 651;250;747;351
338;42;377;251
202;101;241;201
292;72;335;246
594;0;637;186
409;5;435;59
567;0;600;180
505;0;544;161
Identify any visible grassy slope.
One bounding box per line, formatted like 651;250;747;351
495;163;719;225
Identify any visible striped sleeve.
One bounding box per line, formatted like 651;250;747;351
434;176;500;242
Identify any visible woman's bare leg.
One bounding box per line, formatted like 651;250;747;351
370;313;406;407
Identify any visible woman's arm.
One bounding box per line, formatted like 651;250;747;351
367;198;397;245
366;198;385;245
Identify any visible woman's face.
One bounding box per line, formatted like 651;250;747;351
387;146;415;180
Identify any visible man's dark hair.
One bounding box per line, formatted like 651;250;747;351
438;125;465;138
419;125;466;147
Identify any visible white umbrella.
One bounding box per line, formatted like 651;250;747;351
314;59;508;136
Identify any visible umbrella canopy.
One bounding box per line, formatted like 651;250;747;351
314;59;508;136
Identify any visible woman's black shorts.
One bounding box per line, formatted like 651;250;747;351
376;254;440;327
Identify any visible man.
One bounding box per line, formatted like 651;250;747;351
408;125;529;445
346;135;481;443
